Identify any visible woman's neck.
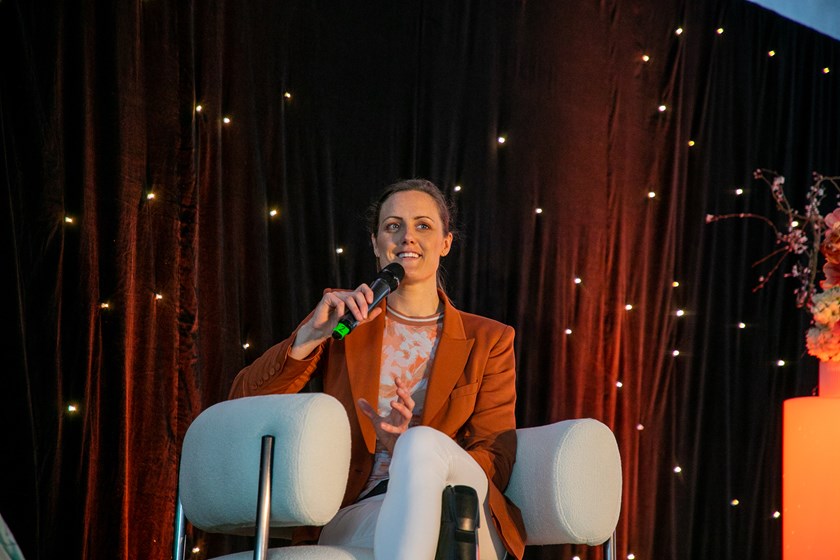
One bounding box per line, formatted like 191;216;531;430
386;282;442;317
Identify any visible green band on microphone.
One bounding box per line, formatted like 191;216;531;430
333;322;350;340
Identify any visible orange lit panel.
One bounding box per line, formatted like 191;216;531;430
783;396;840;560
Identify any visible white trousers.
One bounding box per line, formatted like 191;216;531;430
318;426;507;560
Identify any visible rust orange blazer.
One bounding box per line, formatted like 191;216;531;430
229;291;527;559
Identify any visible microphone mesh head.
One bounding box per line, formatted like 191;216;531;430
380;262;405;290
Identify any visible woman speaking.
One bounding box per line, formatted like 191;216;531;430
229;179;525;559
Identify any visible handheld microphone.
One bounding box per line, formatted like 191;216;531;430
331;262;405;340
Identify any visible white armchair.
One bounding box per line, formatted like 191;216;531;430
175;394;621;560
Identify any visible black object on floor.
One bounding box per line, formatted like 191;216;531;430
435;485;480;560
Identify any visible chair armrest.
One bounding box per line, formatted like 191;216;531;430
505;419;622;546
179;394;351;534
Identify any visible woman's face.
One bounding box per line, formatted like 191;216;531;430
372;190;453;288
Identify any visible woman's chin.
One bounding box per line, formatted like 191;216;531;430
397;272;435;288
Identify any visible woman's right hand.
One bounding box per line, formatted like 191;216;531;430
289;284;383;358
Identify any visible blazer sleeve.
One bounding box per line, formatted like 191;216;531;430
228;320;328;399
461;324;518;491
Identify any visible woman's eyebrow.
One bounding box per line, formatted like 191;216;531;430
381;214;436;221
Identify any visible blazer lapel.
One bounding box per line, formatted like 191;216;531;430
344;302;386;453
421;292;475;425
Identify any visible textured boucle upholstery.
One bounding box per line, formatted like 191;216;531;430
178;396;621;558
180;394;351;533
505;419;622;546
213;546;373;560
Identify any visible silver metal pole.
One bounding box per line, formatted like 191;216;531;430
604;530;617;560
254;435;275;560
173;496;186;560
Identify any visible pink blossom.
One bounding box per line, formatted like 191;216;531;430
770;178;785;202
826;207;840;229
779;229;808;254
823;207;840;264
824;262;840;288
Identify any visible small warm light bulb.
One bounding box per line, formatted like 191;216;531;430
155;293;163;300
672;349;680;357
497;136;507;144
67;404;78;413
616;381;624;388
675;27;684;35
146;192;155;200
223;116;231;124
777;359;786;366
674;466;682;473
658;104;667;112
636;423;645;430
735;188;744;195
688;140;695;147
738;322;746;329
336;247;344;254
648;191;656;198
625;304;633;310
823;67;831;74
731;499;740;506
284;92;292;99
642;54;651;62
535;208;543;214
269;208;278;217
628;554;636;560
574;277;582;284
676;309;685;317
565;328;572;335
768;50;776;57
65;216;74;224
100;302;110;309
242;342;250;349
573;556;581;560
672;281;680;287
716;27;724;35
454;185;462;192
773;511;781;519
195;104;203;113
791;220;799;227
192;547;201;554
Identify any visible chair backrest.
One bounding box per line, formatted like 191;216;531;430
179;394;351;534
505;419;622;546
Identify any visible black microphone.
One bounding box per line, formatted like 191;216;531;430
331;263;405;340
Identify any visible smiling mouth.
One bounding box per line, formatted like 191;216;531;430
396;252;421;259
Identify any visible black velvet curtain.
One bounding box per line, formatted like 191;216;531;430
2;0;839;558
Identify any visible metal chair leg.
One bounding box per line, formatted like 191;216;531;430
173;495;186;560
604;530;617;560
254;435;275;560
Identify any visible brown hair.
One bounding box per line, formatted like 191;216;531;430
365;179;457;237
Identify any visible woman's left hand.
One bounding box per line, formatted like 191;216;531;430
357;377;415;455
